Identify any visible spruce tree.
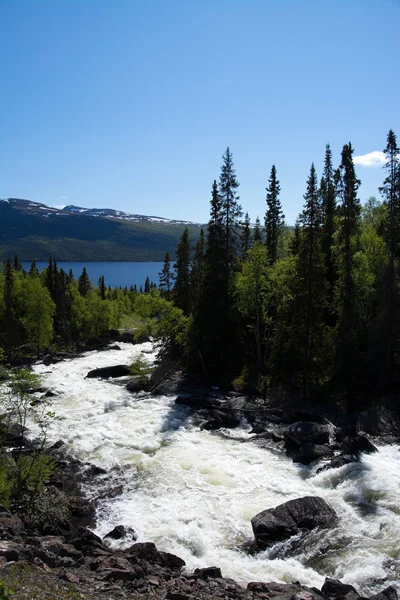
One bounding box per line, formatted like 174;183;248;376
190;228;205;309
334;142;361;405
240;213;251;255
159;252;172;298
379;129;400;383
98;275;106;300
265;165;284;264
219;147;242;270
253;217;262;243
296;163;326;398
78;267;91;297
28;260;39;277
144;277;151;294
173;227;191;315
320;144;337;315
1;258;19;359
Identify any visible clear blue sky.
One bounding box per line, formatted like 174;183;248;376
1;0;399;224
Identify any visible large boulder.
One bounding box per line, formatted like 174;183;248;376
202;409;241;430
357;407;400;439
251;496;337;549
291;442;334;465
86;365;130;379
285;421;332;447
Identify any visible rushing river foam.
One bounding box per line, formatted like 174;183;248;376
33;344;400;594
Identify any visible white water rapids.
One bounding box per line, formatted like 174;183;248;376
32;343;400;595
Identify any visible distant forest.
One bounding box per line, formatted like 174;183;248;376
1;130;399;411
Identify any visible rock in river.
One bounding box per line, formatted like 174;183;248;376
251;496;337;550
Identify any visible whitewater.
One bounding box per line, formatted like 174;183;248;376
32;343;400;595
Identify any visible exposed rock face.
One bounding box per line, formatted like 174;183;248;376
251;496;337;549
86;365;131;379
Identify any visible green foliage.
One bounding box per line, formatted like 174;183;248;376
129;354;153;377
0;369;56;507
0;581;13;599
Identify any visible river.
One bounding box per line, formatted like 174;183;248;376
32;343;400;595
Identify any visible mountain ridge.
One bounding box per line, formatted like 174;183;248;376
0;198;203;261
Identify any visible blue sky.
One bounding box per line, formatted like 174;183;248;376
1;0;399;224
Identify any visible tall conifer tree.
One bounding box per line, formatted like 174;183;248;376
296;163;326;398
379;129;400;383
265;165;284;264
219;147;242;271
334;143;361;404
320;144;337;313
173;227;191;315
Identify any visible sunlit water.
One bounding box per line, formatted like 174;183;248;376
32;344;400;594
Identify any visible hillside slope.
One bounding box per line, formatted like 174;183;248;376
0;199;203;261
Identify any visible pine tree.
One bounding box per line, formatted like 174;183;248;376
190;181;228;376
334;142;361;404
144;277;151;294
190;228;205;308
78;267;91;297
98;275;106;300
290;220;301;256
219;147;242;271
28;260;39;277
265;165;284;264
379;129;400;383
1;258;19;359
13;254;22;271
240;212;251;255
159;252;173;298
296;163;326;398
253;217;262;243
320;144;337;314
173;227;191;315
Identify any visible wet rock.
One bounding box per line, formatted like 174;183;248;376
285;421;332;446
71;527;104;551
291;442;334;465
321;578;358;598
175;395;222;410
118;332;135;343
251;496;337;549
108;345;121;350
316;454;358;473
86;365;131;379
342;435;379;455
357;407;400;438
103;525;137;541
193;566;222;579
126;376;149;393
370;586;398;600
202;409;241;430
126;542;185;571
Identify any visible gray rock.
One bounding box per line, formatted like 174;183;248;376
291;442;334;465
251;496;337;549
285;421;332;446
321;578;358;598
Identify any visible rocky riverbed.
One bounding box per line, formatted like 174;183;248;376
2;342;400;597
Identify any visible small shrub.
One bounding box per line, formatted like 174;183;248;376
129;354;153;378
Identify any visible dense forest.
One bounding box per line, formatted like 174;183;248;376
1;130;399;412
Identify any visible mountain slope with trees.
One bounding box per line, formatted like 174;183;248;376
0;199;203;261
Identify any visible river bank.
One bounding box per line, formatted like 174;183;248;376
1;342;400;597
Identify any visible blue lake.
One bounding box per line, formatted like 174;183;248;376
22;261;163;289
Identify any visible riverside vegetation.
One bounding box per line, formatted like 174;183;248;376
0;131;399;597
